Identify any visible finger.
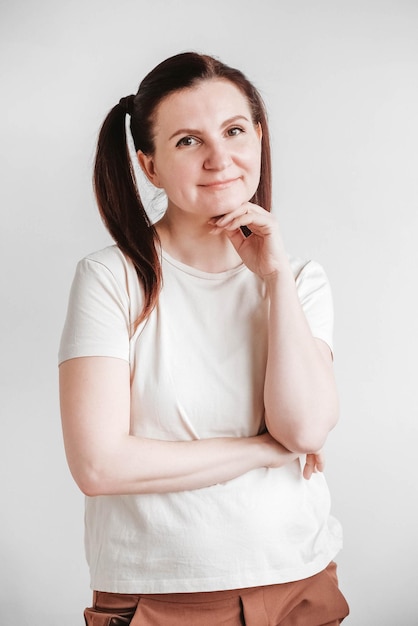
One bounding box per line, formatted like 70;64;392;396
303;454;316;480
314;451;326;472
209;211;254;239
211;201;270;225
210;205;251;229
315;456;325;473
224;211;277;237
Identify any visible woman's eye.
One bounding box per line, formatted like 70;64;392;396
176;136;198;147
227;127;244;137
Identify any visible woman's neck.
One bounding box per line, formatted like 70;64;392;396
155;210;242;273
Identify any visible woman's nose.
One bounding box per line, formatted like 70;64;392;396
203;141;232;170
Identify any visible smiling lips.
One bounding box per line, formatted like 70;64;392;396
201;177;240;189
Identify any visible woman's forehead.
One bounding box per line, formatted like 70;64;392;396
153;79;252;132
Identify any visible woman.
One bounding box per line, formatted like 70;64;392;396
59;52;349;625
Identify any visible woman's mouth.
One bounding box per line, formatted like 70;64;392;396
201;177;239;189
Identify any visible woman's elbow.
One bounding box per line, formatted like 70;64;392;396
267;410;339;454
69;460;112;497
77;476;103;497
287;429;332;455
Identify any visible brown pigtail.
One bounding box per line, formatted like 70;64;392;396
93;102;161;324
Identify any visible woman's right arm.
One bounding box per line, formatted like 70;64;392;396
59;356;298;496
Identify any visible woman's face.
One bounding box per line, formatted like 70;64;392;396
138;79;262;222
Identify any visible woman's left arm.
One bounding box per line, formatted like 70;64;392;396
210;203;339;454
262;269;339;453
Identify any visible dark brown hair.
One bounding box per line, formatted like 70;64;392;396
94;52;272;322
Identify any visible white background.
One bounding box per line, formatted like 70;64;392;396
1;1;417;623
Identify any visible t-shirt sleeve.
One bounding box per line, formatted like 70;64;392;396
58;257;131;364
294;260;334;353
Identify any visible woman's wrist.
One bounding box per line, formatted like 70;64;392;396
263;262;295;292
251;431;297;469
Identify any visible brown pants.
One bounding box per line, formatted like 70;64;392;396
84;562;349;626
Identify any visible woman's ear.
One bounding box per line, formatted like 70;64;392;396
137;151;162;188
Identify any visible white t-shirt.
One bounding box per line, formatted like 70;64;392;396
59;245;343;593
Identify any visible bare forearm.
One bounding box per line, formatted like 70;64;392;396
70;432;296;497
60;357;297;496
263;269;339;453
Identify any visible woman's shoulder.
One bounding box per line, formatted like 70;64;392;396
75;244;144;307
81;244;134;273
77;244;139;288
288;256;327;282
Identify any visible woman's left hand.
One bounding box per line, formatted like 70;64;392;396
209;202;287;278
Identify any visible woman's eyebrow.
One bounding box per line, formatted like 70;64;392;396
168;115;251;141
